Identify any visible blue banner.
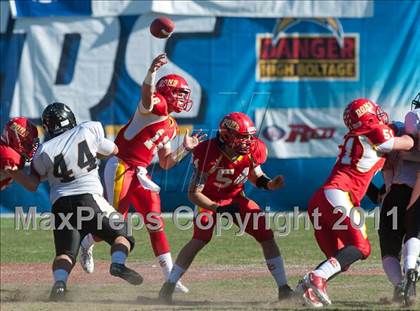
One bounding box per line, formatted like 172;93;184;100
1;1;419;213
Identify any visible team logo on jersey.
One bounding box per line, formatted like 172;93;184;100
256;18;358;81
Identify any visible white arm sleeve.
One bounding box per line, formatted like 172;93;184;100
87;121;116;155
138;101;152;114
31;149;47;177
375;138;396;153
97;138;116;156
253;165;264;178
85;121;106;144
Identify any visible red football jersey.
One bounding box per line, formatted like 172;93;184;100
0;143;25;191
115;93;178;167
193;137;267;202
323;124;395;205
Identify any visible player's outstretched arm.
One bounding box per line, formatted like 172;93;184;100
376;134;414;153
249;165;285;191
141;53;167;111
6;169;40;192
97;140;118;159
392;134;415;151
158;129;206;170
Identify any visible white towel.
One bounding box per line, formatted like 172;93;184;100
136;166;161;193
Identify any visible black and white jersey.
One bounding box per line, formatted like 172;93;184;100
32;121;115;204
391;108;420;187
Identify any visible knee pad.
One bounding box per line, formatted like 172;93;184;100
56;251;76;267
125;235;135;251
53;256;75;271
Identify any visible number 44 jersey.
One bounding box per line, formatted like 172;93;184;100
323;124;396;206
32;121;115;204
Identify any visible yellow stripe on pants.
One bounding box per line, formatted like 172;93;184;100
345;192;368;239
113;160;126;211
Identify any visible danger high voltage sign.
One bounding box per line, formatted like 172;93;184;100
256;34;358;81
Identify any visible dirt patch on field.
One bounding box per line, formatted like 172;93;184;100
0;261;385;285
1;262;411;311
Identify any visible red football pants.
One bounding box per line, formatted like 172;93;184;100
307;188;371;259
193;193;274;243
104;156;169;256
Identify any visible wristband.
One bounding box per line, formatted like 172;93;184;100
256;175;271;189
144;70;156;86
172;145;190;162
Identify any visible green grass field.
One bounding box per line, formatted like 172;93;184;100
0;216;417;310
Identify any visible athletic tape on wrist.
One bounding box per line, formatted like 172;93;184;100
172;145;190;162
144;70;156;86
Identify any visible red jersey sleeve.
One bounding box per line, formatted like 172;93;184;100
365;125;396;153
250;138;268;166
366;125;394;145
0;145;23;170
151;93;169;116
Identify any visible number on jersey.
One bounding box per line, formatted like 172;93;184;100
214;167;249;188
53;140;97;182
338;130;390;172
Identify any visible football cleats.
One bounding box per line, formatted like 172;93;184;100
343;98;389;134
1;117;39;161
219;112;257;155
42;102;77;137
156;74;192;113
412;92;420;110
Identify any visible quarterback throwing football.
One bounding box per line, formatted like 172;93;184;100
80;53;203;292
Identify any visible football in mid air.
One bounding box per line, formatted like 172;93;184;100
150;16;175;38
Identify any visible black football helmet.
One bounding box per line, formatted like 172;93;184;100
42;102;77;137
412;92;420;110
